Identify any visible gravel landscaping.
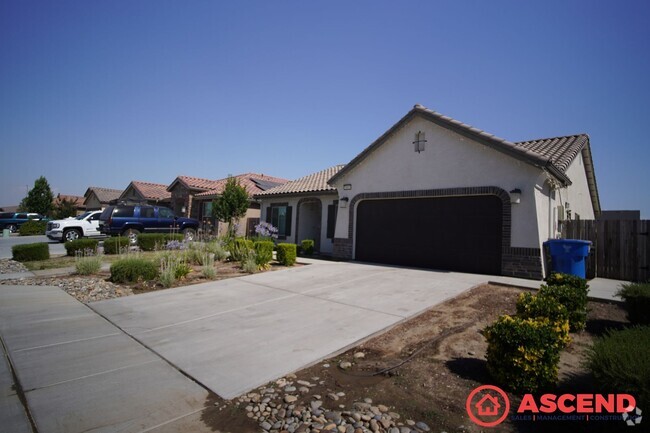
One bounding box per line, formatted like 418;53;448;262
235;373;431;433
0;258;29;274
0;275;132;302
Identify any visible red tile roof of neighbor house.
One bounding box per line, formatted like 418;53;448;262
171;173;289;198
83;187;123;203
129;181;172;201
328;104;600;214
255;165;345;197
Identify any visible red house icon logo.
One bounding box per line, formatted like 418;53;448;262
476;393;501;416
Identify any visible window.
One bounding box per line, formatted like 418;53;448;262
140;207;155;218
113;206;134;218
88;213;100;221
327;200;338;239
267;204;292;237
203;202;213;218
158;207;175;219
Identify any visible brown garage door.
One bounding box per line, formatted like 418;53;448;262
355;195;502;275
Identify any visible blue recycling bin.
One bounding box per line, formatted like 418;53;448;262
544;239;591;279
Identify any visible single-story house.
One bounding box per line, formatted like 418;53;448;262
119;181;172;206
259;104;600;279
167;173;288;236
254;165;345;254
83;187;123;210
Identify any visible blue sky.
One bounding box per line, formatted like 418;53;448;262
1;1;649;217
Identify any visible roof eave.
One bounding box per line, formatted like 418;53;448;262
254;189;338;200
580;140;601;216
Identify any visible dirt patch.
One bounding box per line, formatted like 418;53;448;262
215;284;628;433
130;261;304;294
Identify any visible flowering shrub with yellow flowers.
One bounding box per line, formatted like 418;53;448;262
485;315;562;393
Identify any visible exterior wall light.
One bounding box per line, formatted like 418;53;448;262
340;197;349;208
509;188;522;204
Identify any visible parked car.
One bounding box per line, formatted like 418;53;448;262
46;210;105;242
0;212;48;233
98;204;199;244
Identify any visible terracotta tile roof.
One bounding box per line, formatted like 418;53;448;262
171;175;224;191
192;173;290;198
513;134;589;173
130;181;172;201
84;187;123;203
55;194;85;207
255;165;345;197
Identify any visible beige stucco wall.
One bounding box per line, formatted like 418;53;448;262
84;194;103;211
259;194;338;254
560;152;596;221
330;117;545;255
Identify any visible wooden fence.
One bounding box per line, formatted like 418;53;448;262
562;219;649;282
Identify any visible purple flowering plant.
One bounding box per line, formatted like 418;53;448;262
254;221;279;240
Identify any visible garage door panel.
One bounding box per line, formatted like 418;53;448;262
355;195;502;275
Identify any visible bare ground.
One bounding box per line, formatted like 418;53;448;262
197;284;630;433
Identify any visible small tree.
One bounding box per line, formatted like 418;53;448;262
212;177;249;239
52;195;78;219
19;176;54;215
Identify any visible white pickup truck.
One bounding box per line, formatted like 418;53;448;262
46;210;106;242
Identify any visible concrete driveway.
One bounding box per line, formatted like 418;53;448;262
92;260;491;399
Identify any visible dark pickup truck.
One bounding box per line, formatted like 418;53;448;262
98;204;199;243
0;212;48;233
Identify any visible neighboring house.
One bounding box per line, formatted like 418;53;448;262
327;104;600;279
53;194;86;215
256;165;345;254
83;187;123;210
167;173;288;236
119;181;172;206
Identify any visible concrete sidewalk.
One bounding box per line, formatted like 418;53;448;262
0;285;214;433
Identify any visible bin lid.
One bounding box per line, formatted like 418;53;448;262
544;239;592;246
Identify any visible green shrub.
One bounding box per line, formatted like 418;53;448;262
12;243;50;262
254;241;274;267
276;243;297;266
75;250;102;275
484;315;563;393
546;272;588;291
110;257;158;283
18;220;47;236
229;238;254;262
588;326;650;409
241;251;258;274
201;253;217;279
64;239;99;256
616;282;650;325
301;239;315;255
137;233;184;251
539;283;589;332
204;241;228;261
103;236;131;254
516;292;571;346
